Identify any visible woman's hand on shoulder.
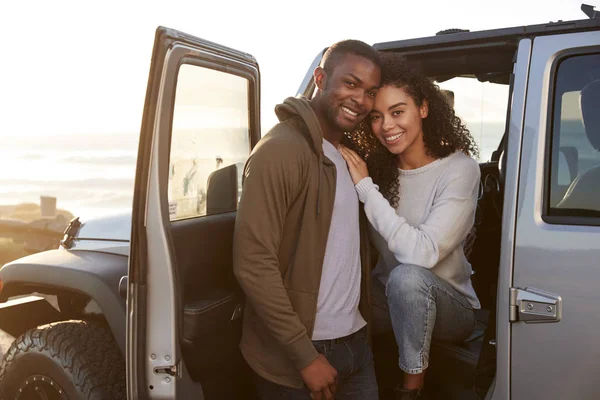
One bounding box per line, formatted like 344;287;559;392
339;145;370;185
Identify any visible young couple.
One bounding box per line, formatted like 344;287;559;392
233;40;481;400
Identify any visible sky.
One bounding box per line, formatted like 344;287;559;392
0;0;589;139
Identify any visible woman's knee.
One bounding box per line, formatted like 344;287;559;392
385;264;430;300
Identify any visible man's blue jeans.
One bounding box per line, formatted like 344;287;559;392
372;264;476;374
254;327;379;399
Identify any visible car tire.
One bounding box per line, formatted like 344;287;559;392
0;320;126;400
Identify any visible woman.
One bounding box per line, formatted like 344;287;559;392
339;54;481;400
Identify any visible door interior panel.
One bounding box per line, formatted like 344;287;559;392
171;213;238;302
170;212;254;398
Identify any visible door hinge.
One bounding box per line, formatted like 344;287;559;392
509;287;562;324
154;365;178;376
509;287;518;322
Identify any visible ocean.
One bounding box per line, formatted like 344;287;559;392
1;133;140;219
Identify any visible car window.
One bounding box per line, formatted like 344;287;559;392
546;53;600;223
437;78;510;162
168;64;250;221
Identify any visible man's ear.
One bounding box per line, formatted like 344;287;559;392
314;66;327;90
420;100;429;119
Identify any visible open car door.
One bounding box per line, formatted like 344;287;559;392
127;27;260;399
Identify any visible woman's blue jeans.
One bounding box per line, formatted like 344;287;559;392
372;264;476;374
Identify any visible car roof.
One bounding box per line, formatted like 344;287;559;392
374;17;600;53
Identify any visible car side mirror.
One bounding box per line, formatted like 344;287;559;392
206;164;238;215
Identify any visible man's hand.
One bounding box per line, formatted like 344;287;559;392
300;354;338;400
339;145;370;185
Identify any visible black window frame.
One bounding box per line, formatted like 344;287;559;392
542;46;600;227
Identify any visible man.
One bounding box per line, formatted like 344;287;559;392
233;40;381;400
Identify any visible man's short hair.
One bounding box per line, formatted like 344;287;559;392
321;40;381;74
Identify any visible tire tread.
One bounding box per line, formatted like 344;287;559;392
0;320;125;400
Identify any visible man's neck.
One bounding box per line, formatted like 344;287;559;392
322;130;344;148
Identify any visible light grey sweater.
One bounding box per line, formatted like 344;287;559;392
355;151;481;309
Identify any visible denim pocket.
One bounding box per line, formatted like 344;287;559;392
313;341;330;356
351;331;374;370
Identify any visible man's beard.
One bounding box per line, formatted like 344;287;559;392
322;90;359;133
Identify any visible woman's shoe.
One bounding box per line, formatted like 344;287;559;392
393;386;423;400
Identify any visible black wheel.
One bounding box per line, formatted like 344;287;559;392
0;320;125;400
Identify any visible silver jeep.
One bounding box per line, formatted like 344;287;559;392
0;5;599;399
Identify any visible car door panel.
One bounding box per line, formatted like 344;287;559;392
510;32;600;399
128;26;260;400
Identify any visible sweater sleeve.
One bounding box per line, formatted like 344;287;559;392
355;159;480;268
233;135;319;371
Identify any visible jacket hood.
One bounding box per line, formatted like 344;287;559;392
275;96;324;156
275;96;329;218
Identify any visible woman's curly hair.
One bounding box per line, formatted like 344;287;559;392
343;53;478;208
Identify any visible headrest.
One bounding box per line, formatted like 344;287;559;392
581;80;600;151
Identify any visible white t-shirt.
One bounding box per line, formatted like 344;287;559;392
312;139;367;340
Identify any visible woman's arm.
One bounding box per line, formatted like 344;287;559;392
339;145;479;268
356;171;478;268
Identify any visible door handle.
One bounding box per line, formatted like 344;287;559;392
509;287;562;323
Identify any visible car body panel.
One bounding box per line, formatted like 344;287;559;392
75;212;132;242
0;248;127;354
510;30;600;399
489;37;532;400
